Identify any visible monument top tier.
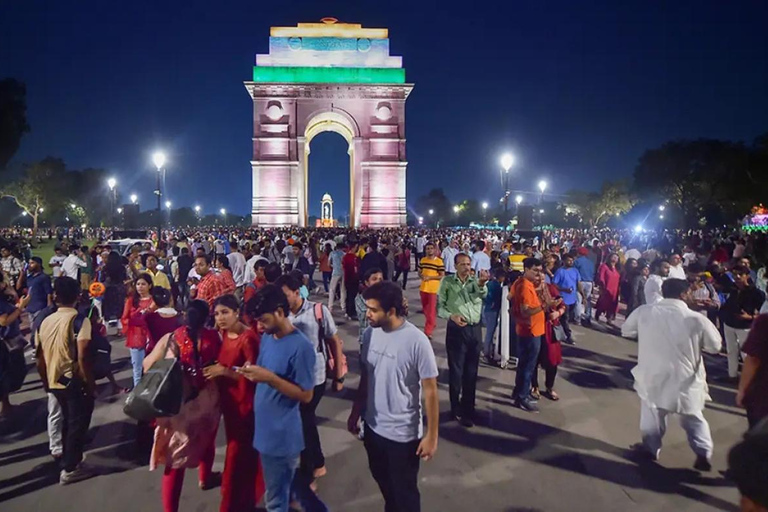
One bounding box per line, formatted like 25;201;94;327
254;18;405;84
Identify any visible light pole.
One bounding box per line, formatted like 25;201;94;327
538;180;547;204
500;153;514;230
153;151;166;243
107;177;117;225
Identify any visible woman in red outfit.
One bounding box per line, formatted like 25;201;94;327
204;294;265;512
595;253;621;325
121;273;156;388
144;299;222;512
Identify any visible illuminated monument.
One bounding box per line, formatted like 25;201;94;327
245;18;413;227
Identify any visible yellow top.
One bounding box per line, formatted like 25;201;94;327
271;20;388;39
419;256;445;294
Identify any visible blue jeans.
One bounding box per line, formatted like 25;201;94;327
514;335;541;402
482;309;500;358
261;453;328;512
129;347;145;387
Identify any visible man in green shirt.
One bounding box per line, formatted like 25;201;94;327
438;253;488;427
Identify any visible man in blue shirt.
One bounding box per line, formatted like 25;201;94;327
240;284;327;512
25;257;53;330
553;254;581;345
573;247;596;327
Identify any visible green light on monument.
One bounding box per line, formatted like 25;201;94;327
253;66;406;84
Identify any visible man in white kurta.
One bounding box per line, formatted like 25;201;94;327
622;278;722;470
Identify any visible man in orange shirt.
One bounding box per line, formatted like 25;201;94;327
509;257;550;413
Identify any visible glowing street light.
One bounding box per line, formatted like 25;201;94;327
130;194;138;204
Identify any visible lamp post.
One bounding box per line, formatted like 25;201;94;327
152;151;166;244
538;180;547;204
107;177;117;225
500;153;514;230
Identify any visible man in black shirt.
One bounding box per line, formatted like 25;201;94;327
722;264;765;381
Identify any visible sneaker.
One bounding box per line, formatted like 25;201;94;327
515;399;539;413
694;455;712;472
59;464;96;485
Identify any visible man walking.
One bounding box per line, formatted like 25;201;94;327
438;253;488;427
347;281;439;512
36;276;96;484
622;278;722;470
418;242;444;340
573;247;595;327
553;254;580;345
509;258;546;413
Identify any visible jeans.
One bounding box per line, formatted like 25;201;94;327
364;426;421;512
419;292;437;337
300;383;326;472
51;380;95;472
639;400;713;459
322;271;332;293
514;335;542;402
445;320;482;417
129;347;145;387
47;392;63;455
581;282;594;321
482;309;500;358
724;324;749;378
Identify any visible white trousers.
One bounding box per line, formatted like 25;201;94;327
639;400;713;459
724;325;749;378
48;392;63;456
328;274;346;312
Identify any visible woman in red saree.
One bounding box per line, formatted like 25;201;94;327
143;299;222;512
204;294;265;512
595;253;621;325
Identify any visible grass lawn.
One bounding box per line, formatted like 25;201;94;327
31;239;98;276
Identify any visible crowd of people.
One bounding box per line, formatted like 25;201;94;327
1;224;768;511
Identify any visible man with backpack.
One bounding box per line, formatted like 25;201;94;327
276;274;346;485
36;276;97;485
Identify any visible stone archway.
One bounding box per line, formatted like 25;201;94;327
244;19;413;227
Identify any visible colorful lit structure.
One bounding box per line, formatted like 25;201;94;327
245;18;413;227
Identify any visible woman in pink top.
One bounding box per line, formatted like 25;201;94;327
595;253;621;325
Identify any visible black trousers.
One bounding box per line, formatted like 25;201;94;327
345;278;358;318
445;320;482;417
364;426;421;512
51;380;94;472
560;303;576;340
299;382;326;473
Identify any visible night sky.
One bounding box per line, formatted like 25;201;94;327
2;1;767;219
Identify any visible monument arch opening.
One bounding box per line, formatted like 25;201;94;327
245;18;413;227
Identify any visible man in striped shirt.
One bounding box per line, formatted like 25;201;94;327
419;242;445;340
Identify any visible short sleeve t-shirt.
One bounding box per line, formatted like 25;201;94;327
361;320;439;443
37;308;92;390
510;277;545;337
288;300;338;386
742;314;768;421
253;329;316;457
419;257;444;294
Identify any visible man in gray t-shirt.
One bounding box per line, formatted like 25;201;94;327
278;275;345;480
348;281;439;512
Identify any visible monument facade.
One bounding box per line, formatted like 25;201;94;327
244;18;413;227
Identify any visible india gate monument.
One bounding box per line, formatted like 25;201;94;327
244;18;413;227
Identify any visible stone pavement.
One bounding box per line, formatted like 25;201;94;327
0;281;745;512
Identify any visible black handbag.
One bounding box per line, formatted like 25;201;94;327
123;334;183;422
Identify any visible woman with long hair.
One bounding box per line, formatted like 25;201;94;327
215;254;237;294
595;253;621;325
144;300;221;512
121;273;156;387
204;294;265;512
145;286;182;354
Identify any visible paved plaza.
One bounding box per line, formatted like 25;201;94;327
0;281;745;512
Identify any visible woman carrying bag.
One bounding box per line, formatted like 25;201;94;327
142;300;222;512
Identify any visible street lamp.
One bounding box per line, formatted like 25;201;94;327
130;194;138;204
152;150;167;243
500;153;514;230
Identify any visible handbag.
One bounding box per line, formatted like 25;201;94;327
123;334;183;422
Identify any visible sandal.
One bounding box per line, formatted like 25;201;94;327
542;389;560;401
